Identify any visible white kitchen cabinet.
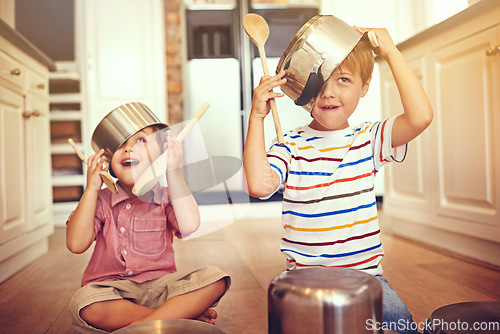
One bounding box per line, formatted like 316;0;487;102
0;27;54;283
26;77;53;231
379;0;500;266
0;86;26;245
431;26;500;228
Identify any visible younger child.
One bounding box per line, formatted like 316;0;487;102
243;27;432;334
67;107;230;333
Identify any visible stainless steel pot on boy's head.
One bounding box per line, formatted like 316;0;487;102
276;15;366;112
91;102;168;160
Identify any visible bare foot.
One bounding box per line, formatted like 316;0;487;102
195;309;217;325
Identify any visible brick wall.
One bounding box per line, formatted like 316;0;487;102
164;0;183;126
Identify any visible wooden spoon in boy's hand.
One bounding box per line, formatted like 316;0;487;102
68;138;118;194
131;102;210;197
243;13;285;146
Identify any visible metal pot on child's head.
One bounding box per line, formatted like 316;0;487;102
91;102;168;160
276;15;367;112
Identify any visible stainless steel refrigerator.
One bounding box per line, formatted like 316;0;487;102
183;0;319;204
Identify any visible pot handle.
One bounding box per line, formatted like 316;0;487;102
294;55;327;107
294;72;321;106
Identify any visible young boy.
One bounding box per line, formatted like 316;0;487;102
243;27;432;334
67;117;230;333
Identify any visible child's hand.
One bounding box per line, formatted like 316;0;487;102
251;70;287;120
354;26;399;61
86;149;105;192
165;130;183;172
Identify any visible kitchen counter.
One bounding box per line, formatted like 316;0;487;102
395;0;499;52
0;18;55;71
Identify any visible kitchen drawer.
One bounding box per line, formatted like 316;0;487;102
0;50;27;90
49;77;80;94
50;102;81;112
52;154;83;173
50;120;81;144
28;70;48;97
53;185;83;202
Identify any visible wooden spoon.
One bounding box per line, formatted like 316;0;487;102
243;13;285;146
131;102;210;196
68;138;118;194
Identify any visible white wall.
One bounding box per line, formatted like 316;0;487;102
0;0;15;27
319;0;470;44
80;0;167;140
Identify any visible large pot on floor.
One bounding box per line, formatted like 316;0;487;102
268;267;383;333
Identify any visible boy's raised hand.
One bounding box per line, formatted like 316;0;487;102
251;70;287;120
354;26;399;60
86;149;105;192
354;25;433;147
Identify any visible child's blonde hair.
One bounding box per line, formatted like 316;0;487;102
337;35;374;85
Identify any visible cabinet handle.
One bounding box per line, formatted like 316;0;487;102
486;45;500;56
22;110;42;119
10;68;21;76
37;83;46;89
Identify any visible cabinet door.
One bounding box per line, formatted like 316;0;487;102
380;56;431;220
25;94;52;229
0;87;26;243
431;26;500;227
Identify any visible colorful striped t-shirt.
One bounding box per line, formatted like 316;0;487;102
265;116;406;276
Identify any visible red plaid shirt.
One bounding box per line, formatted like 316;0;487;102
72;184;181;286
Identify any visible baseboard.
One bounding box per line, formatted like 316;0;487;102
382;215;500;267
0;238;49;283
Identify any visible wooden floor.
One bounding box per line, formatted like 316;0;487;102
1;212;499;333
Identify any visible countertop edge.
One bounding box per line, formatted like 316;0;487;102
0;18;56;71
395;0;499;52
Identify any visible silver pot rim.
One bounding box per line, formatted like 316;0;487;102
276;15;365;112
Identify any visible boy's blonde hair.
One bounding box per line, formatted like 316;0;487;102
337;35;374;85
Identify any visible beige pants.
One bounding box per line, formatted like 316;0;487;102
68;266;230;333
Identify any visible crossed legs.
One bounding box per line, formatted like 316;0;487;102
80;278;227;332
